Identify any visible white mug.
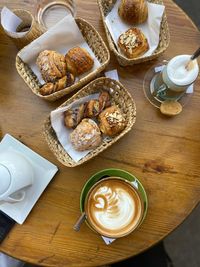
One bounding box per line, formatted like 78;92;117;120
0;150;34;203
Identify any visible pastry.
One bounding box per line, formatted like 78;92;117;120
84;99;100;118
98;105;126;136
36;50;67;83
64;103;86;129
70;119;102;151
118;0;148;24
118;28;149;58
65;47;94;76
99;91;111;111
39;73;75;96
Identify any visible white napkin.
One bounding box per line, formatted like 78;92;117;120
105;0;165;58
1;7;28;37
18;14;101;84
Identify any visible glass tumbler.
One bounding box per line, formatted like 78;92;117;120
35;0;77;31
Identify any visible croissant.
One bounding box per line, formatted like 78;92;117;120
65;47;94;76
118;0;148;24
36;50;67;83
84;100;100;118
39;73;75;96
64;103;86;129
99;91;111;111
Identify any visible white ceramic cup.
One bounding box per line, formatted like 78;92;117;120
0;150;34;203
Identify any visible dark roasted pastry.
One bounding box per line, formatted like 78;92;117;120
70;119;102;151
65;47;94;76
64;103;86;129
39;73;75;95
118;0;148;24
36;50;67;83
118;28;149;58
98;105;126;136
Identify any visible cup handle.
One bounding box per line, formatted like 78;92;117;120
153;84;167;97
6;190;26;203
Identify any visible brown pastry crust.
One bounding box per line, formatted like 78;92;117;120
36;50;67;83
65;47;94;76
99;91;111;112
39;73;75;95
84;100;100;118
118;0;148;24
98;105;126;136
70;119;102;151
118;28;149;59
64;103;86;129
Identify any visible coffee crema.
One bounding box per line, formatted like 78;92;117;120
85;178;143;238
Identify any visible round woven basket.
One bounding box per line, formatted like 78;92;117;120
4;9;44;50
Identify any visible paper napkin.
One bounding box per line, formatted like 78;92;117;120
1;7;28;38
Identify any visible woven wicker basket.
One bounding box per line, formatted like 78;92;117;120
43;77;136;167
16;18;110;101
4;9;44;50
97;0;170;66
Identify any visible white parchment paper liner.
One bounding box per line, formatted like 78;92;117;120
105;0;165;58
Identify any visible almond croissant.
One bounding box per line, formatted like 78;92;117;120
36;50;67;83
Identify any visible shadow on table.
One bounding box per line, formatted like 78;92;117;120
111;242;173;267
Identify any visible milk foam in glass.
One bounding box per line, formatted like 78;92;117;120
166;55;199;87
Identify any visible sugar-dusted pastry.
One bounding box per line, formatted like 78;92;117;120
64;103;86;129
98;105;126;136
99;91;111;112
36;50;67;83
39;73;75;96
65;47;94;76
118;28;149;58
70;119;102;151
118;0;148;24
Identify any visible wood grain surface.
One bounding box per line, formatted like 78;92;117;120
0;0;200;266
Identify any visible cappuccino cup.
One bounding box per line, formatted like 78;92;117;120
0;150;34;203
84;177;144;238
153;55;199;99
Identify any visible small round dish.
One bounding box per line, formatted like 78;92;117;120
143;61;193;109
35;0;76;30
80;168;148;227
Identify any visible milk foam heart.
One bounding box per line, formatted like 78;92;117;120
167;55;199;86
86;179;143;238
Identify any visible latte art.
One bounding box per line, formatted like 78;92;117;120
86;179;143;238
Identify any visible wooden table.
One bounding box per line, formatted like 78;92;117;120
0;0;200;266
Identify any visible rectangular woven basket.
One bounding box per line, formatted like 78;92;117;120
16;17;110;101
43;77;136;167
97;0;170;66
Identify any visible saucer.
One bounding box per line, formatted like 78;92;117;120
143;62;193;109
0;134;58;224
80;168;148;226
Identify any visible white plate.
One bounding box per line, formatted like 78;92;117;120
0;134;58;224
